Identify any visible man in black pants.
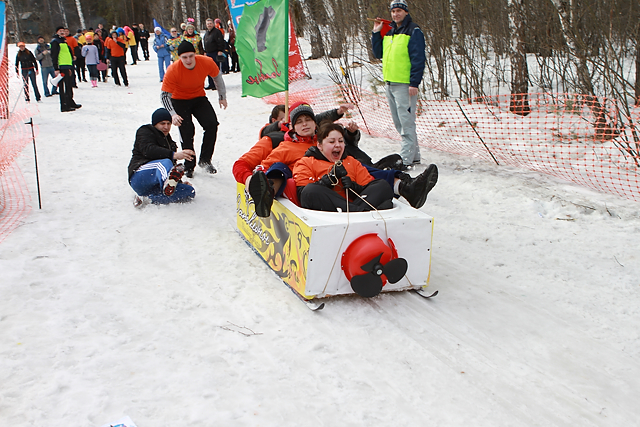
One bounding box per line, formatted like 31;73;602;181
161;41;228;177
138;23;150;60
202;18;225;90
51;26;81;112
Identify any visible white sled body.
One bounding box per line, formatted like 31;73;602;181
236;183;434;299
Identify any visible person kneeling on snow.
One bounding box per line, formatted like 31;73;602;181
127;108;196;207
294;123;394;212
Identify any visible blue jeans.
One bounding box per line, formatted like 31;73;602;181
129;159;195;204
21;69;41;101
157;54;171;81
41;66;57;96
385;82;419;165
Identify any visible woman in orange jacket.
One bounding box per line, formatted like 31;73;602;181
293;123;393;212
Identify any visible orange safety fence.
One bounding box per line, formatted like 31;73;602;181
265;80;640;203
0;52;39;244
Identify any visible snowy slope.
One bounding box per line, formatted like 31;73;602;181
1;44;640;427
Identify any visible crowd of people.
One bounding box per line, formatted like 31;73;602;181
127;0;438;213
16;17;239;112
16;1;437;214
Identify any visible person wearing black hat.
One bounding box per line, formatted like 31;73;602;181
51;26;81;112
128;108;196;207
160;40;228;177
372;0;432;171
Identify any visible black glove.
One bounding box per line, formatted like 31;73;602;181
318;174;337;187
341;176;364;194
332;162;348;179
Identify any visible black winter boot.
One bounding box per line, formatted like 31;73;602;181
248;171;274;217
398;164;438;209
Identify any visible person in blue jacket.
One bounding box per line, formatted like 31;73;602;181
153;27;172;82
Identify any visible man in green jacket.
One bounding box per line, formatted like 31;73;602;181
51;26;81;112
372;0;426;169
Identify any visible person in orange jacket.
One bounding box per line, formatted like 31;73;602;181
104;30;129;86
294;122;393;212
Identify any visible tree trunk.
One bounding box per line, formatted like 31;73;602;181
508;0;530;115
548;0;614;139
635;23;640;106
172;0;179;24
74;0;86;30
299;0;325;59
181;0;188;24
195;0;201;32
56;0;69;28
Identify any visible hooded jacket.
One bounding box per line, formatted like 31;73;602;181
15;49;39;72
293;146;373;198
371;14;425;87
127;124;177;180
35;42;54;68
50;34;74;70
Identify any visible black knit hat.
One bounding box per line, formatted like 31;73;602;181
290;103;316;126
152;108;172;126
177;40;196;56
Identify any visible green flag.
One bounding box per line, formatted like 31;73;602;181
236;0;289;98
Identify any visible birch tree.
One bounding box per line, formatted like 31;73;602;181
56;0;68;28
75;0;87;30
181;0;188;24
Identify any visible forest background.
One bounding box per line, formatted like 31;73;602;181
7;0;640;127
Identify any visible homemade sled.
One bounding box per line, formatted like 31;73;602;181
236;183;434;301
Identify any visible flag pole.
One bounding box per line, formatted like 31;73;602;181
284;0;290;122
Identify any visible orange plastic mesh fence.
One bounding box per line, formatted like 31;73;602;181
0;53;38;244
265;80;640;202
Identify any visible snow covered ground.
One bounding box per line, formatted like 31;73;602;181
2;43;640;427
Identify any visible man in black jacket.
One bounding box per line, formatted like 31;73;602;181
138;23;150;60
51;26;81;112
128;108;196;207
202;18;225;90
15;42;41;102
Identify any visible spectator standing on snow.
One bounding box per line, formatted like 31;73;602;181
64;28;79;87
128;108;196;207
161;40;227;177
125;25;138;65
181;24;203;55
371;0;426;169
153;27;171;82
202;18;225;90
51;26;81;112
228;22;240;73
138;23;150;60
104;30;129;87
167;28;182;62
35;35;57;97
74;28;88;83
15;42;41;103
81;34;100;87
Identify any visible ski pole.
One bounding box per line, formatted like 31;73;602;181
27;118;42;209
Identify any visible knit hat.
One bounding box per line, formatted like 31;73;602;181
177;40;196;55
290;103;316;125
152;108;172;126
117;28;125;35
17;41;25;47
389;0;408;12
154;26;162;33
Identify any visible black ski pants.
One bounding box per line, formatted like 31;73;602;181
299;179;393;212
171;96;219;171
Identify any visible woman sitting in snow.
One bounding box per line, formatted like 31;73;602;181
293;122;394;212
127;108;196;207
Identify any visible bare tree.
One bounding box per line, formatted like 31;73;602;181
57;0;68;28
75;0;87;30
181;0;188;24
508;0;530;115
